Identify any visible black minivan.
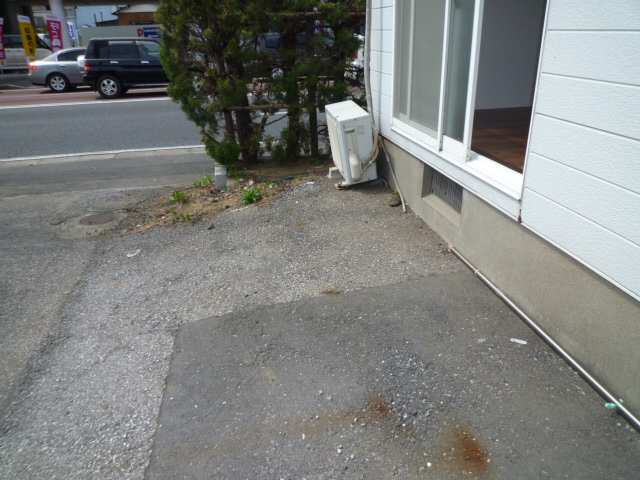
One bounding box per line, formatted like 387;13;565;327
83;37;169;98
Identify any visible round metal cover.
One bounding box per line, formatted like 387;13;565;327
79;212;119;226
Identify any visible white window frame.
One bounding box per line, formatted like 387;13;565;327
390;0;544;202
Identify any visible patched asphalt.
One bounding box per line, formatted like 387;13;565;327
147;274;639;480
0;170;638;480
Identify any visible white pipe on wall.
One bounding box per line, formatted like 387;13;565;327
451;247;640;432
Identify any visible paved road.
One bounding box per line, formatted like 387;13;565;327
0;148;213;197
0;87;297;162
0;84;166;107
0;95;203;161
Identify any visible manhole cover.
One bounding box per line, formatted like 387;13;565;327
79;212;119;225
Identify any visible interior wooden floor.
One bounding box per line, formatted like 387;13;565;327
471;107;532;173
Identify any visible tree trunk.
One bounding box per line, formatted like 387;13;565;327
281;29;301;163
216;55;237;143
306;19;319;159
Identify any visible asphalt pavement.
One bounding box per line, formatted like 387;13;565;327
0;158;638;479
0;73;33;90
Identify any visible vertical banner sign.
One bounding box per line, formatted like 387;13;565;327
68;21;77;45
45;14;64;52
17;15;37;58
0;18;6;62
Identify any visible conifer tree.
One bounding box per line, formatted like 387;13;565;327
157;0;364;169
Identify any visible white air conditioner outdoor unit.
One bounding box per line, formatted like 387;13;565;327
325;100;377;186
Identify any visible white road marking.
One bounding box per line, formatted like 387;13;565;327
0;145;204;163
0;96;171;110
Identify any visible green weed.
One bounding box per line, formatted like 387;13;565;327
241;187;263;205
169;191;188;204
193;174;213;187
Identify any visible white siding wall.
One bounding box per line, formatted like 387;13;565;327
522;0;640;300
370;0;394;135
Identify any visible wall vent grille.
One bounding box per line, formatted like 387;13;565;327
431;171;463;213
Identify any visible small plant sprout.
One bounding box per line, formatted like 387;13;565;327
193;174;213;187
169;191;188;204
241;187;262;205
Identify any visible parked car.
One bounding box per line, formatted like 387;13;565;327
28;47;87;92
1;34;51;71
256;30;334;77
77;54;86;74
82;37;169;99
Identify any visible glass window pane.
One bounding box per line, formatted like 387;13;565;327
443;0;475;142
138;41;161;59
395;1;414;119
409;0;446;135
395;0;446;137
109;42;139;60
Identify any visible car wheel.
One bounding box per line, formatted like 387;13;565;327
97;75;123;99
48;73;70;92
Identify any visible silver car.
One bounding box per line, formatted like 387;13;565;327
28;48;87;92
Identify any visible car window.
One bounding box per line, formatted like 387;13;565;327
42;52;59;62
5;36;25;48
89;40;109;59
138;41;161;60
265;35;279;49
58;50;84;62
4;34;51;51
36;35;51;50
108;41;139;60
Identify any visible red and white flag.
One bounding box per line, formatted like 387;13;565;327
45;14;64;52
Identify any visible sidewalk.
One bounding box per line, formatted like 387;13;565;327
0;73;35;90
0;172;638;479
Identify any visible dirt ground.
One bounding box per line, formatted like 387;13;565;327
113;157;333;236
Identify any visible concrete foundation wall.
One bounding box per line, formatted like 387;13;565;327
379;139;640;417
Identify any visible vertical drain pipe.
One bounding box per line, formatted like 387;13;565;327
451;247;640;432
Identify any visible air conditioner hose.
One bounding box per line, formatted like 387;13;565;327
379;134;407;213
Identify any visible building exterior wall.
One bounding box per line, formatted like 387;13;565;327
522;0;640;300
370;0;640;416
77;24;161;46
118;12;156;26
379;140;640;419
